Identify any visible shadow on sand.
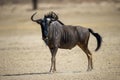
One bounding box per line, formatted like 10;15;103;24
1;72;50;76
1;71;81;76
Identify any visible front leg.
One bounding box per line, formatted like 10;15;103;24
49;47;58;73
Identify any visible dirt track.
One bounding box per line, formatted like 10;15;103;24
0;3;120;80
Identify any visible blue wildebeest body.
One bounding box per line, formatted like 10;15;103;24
48;21;89;50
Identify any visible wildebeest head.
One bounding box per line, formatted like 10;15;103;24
31;11;63;43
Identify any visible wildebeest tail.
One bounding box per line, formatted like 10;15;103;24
88;28;102;51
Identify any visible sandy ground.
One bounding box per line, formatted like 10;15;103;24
0;2;120;80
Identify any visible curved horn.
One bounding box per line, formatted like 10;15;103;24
31;12;38;22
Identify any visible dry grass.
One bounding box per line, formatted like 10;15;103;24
0;2;120;80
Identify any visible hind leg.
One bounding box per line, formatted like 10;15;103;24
83;47;93;71
78;31;93;71
78;44;93;71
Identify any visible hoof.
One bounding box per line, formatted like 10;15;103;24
87;68;93;72
49;70;56;73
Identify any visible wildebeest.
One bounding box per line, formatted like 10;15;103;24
31;12;102;72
